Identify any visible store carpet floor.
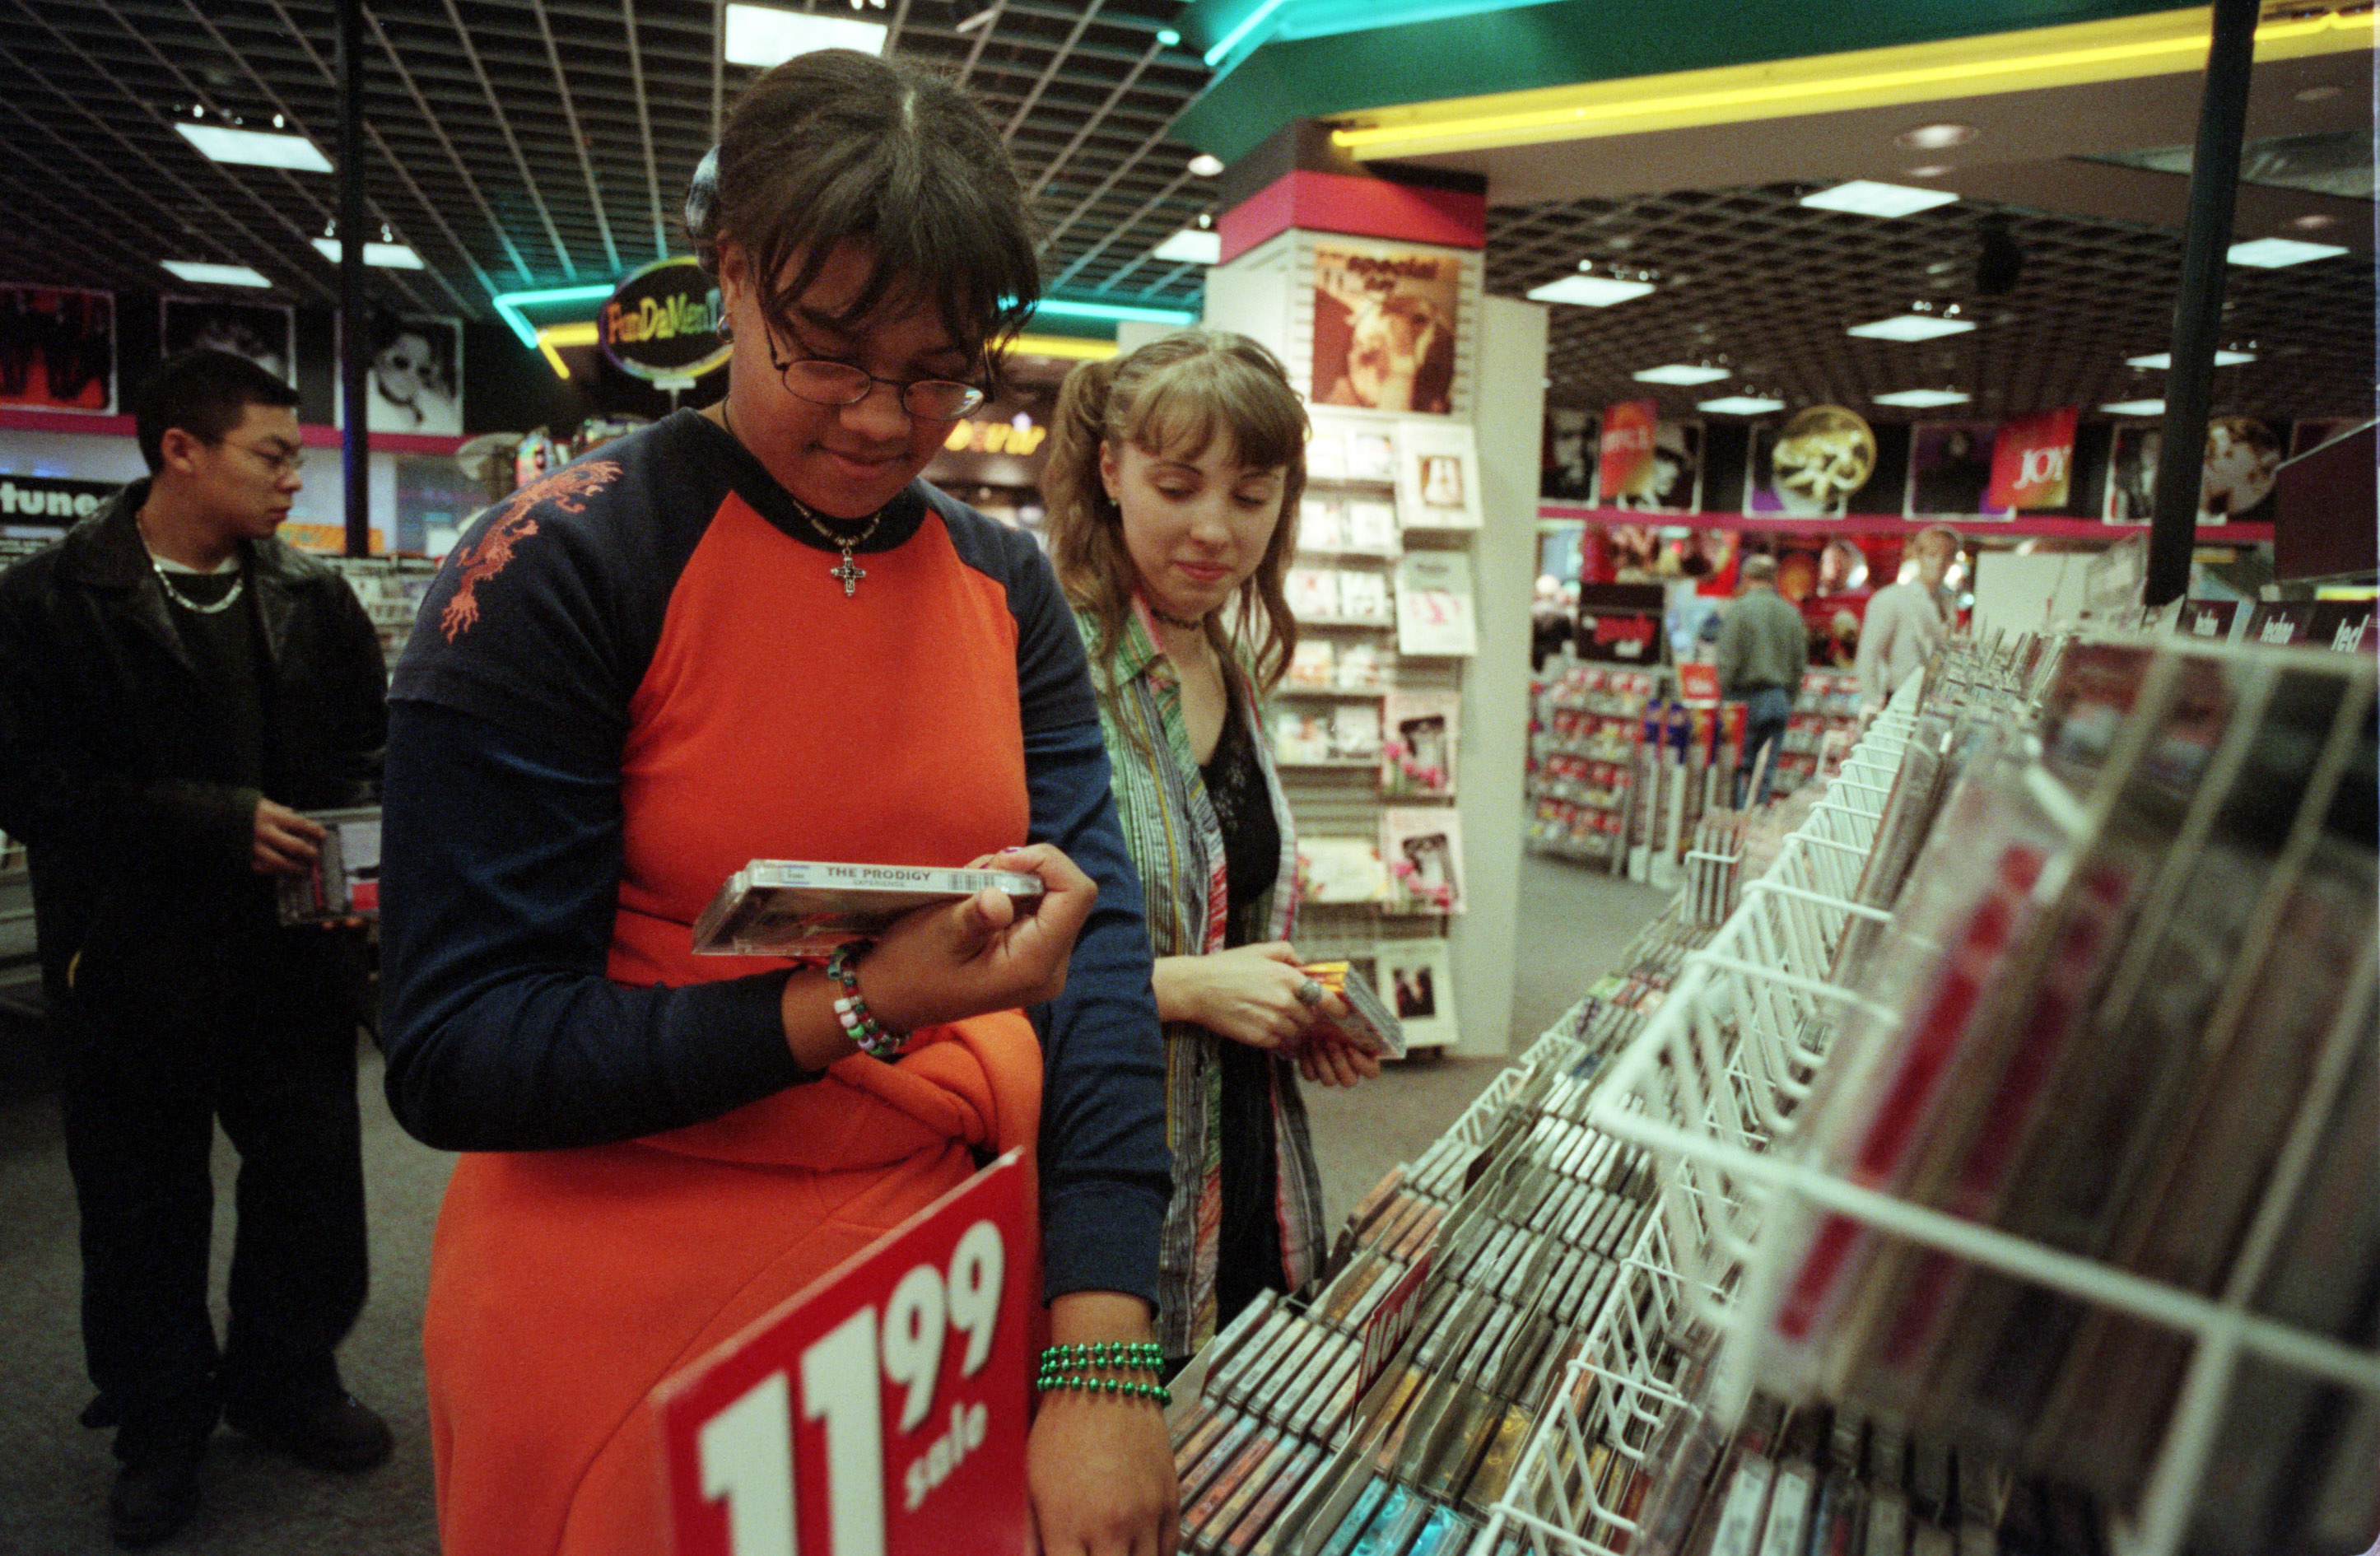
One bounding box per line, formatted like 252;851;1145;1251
0;853;1660;1554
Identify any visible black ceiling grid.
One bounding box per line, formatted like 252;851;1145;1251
0;0;2368;425
1489;180;2375;423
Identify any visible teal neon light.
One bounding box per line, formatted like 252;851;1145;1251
489;282;617;350
1204;0;1292;66
1030;298;1197;326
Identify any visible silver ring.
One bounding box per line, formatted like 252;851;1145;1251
1294;977;1325;1008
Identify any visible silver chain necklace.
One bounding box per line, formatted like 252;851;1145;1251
151;557;245;615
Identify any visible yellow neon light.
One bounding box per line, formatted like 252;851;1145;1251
1007;333;1119;361
1330;7;2373;159
536;320;601;380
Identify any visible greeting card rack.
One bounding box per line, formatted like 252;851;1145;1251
1475;639;2380;1556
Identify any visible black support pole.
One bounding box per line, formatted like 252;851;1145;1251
338;0;370;558
2146;0;2258;608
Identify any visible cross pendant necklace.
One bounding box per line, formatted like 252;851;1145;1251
719;398;887;598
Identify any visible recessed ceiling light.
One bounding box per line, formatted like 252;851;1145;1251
1632;363;1730;385
1800;179;1961;218
175;123;332;173
312;238;426;269
1156;27;1181;47
2294;84;2343;102
723;2;885;65
2227;236;2349;268
1904;164;1955;179
1874;389;1972;407
1847;314;1977;341
1697;394;1786;416
2124;349;2256;369
2289;212;2339;231
1186;152;1224;177
161;260;272;287
1151;227;1221;265
2099;398;2167;416
1896;122;1979;150
1526;274;1656;307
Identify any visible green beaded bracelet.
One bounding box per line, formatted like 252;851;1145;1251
1037;1342;1163;1374
1033;1371;1170;1408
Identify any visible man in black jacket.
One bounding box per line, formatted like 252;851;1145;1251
0;351;391;1548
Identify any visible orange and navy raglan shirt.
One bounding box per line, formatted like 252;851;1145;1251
376;408;1170;1303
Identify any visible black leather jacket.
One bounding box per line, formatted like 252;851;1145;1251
0;481;387;997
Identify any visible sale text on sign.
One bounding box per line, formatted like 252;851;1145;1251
656;1153;1034;1556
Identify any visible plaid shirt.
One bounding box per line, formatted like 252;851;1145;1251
1077;599;1327;1356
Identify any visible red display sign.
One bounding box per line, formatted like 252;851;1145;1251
656;1153;1034;1556
1675;662;1721;706
1986;406;2079;511
1598;399;1659;503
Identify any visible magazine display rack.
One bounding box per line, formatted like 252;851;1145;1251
1563;641;2380;1556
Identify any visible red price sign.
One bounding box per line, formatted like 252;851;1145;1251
656;1152;1034;1556
1675;662;1721;707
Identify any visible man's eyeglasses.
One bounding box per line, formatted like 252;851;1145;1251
764;333;985;424
234;441;306;478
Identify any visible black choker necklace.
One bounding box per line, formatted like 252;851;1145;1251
1149;604;1207;631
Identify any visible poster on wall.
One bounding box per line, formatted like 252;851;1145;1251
1311;239;1459;415
2100;417;2285;524
1542;406;1595;501
1906;422;2008;517
1603;418;1704;514
1986;406;2078;511
1597;399;1658;503
1749;407;1877;516
162;298;296;384
0;284;114;412
338;314;463;436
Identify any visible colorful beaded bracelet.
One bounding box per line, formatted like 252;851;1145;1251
1033;1372;1170;1408
1037;1342;1164;1374
825;942;905;1060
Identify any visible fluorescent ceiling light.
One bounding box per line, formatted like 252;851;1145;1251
1800;179;1960;217
161;260;272;287
1847;314;1977;341
1011;333;1118;362
1698;395;1786;416
312;238;425;270
1897;122;1980;150
2226;236;2348;268
2125;349;2256;368
1151;228;1223;265
1632;363;1730;385
2100;398;2167;416
175;123;333;173
1526;274;1656;307
723;3;886;66
1874;389;1972;407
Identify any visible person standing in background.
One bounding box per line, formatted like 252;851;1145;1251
1042;329;1381;1366
0;349;390;1549
1856;524;1961;716
1715;552;1810;808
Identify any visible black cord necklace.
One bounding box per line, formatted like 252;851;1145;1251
721;399;888;598
1148;603;1207;631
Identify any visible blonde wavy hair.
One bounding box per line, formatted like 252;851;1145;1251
1042;329;1308;693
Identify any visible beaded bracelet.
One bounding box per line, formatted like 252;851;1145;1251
825;941;905;1060
1032;1372;1170;1408
1038;1341;1165;1375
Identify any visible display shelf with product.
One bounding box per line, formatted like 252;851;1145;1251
1526;667;1656;870
1171;631;2376;1556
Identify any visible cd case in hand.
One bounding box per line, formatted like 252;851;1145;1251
1304;960;1408;1060
692;860;1045;957
276;807;382;925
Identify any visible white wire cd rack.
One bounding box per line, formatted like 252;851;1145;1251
1541;655;2380;1556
